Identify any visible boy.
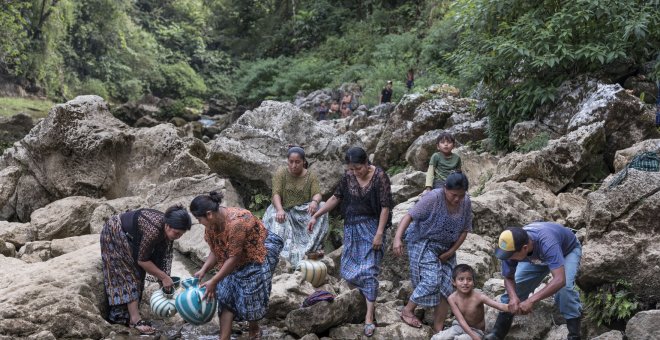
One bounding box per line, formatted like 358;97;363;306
423;132;462;194
432;264;509;340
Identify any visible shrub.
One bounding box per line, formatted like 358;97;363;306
516;132;550;153
152;61;207;99
584;279;639;327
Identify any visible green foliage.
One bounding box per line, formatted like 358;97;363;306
516;132;550;153
152;61;207;99
0;2;29;75
248;192;271;219
74;78;109;99
324;215;344;253
584;280;639;327
385;162;408;177
0;97;53;118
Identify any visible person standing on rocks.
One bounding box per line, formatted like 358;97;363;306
190;191;284;340
393;171;472;333
100;205;192;335
263;145;328;267
307;146;394;337
485;223;582;340
380;80;393;104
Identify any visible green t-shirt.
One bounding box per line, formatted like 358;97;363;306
425;152;462;187
272;167;321;209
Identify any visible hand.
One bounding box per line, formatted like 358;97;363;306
507;297;521;315
276;209;286;223
307;201;319;215
307;217;317;233
372;233;383;250
393;237;404;256
193;269;206;279
519;300;534;315
200;279;218;301
469;332;481;340
439;250;455;263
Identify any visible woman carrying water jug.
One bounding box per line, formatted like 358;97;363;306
190;191;284;340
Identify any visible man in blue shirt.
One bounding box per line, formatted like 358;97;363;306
485;222;582;340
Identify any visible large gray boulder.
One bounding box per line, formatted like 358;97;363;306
285;289;367;337
206;101;361;195
89;196;146;234
579;169;660;302
488;122;606;194
29;196;100;241
373;92;477;169
625;310;660;340
145;173;242;212
267;272;316;320
51;234;99;257
0;221;35;248
389;168;426;204
0;244;111;338
174;223;208;264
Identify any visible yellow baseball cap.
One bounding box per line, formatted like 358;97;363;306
494;227;528;260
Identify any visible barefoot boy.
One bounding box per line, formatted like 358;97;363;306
432;264;509;340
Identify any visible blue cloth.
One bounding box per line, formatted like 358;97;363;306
501;222;579;278
500;243;582;319
406;228;455;307
406;188;472;244
215;232;283;321
341;218;384;302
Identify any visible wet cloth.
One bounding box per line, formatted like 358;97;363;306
215;232;284;321
100;209;172;324
431;320;484;340
341;218;384;302
406;233;455;307
263;202;329;267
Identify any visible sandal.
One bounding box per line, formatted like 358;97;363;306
364;323;376;337
400;312;423;328
129;319;156;335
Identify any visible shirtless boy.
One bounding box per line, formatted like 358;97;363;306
432;264;509;340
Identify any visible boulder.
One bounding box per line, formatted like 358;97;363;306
623;75;658;104
293;89;334;117
579;169;660;301
485;295;555;340
145;174;242;213
89;196;146;234
267;272;315;320
509;121;557;150
0;113;34;146
2;172;56;222
174;224;209;265
29;196;100;241
456;233;497;288
482;278;505;298
389;168;425;204
328;322;433;340
543;324;568;340
0;221;35;248
0;166;21;219
285;289;367;337
0;244;110;338
0;241;15;257
50;234;99;257
374;93;477;169
17;240;52;263
133;115;160;127
612;139;660;173
625;310;660;340
205;97;237;116
591;330;624;340
488;122;606;194
206;101;361;195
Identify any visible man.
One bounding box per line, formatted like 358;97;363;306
380;80;393;104
485;222;582;340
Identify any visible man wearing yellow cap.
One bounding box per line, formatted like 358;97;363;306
485;222;582;340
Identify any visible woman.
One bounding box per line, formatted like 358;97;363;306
100;205;191;335
190;191;283;340
392;171;472;332
263;146;328;267
307;146;393;337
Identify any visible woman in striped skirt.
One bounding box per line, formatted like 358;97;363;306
190;191;283;340
392;171;472;332
100;205;191;335
307;146;393;337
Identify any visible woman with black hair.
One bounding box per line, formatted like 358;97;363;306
262;145;328;267
190;191;283;340
100;205;192;335
307;146;393;337
392;171;472;332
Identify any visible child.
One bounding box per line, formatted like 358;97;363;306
423;132;461;194
432;264;509;340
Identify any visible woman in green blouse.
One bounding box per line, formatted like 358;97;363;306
262;146;329;266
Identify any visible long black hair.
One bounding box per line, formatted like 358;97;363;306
445;171;469;191
344;146;369;165
164;204;192;230
189;191;224;218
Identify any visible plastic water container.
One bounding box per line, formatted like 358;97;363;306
175;277;217;325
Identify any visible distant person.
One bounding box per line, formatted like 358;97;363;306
340;102;352;118
431;264;510;340
307;146;393;337
423;132;462;194
393;172;472;332
342;92;354;110
317;102;329;121
406;69;415;92
380;80;393;104
328;100;341;120
485;222;582;340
